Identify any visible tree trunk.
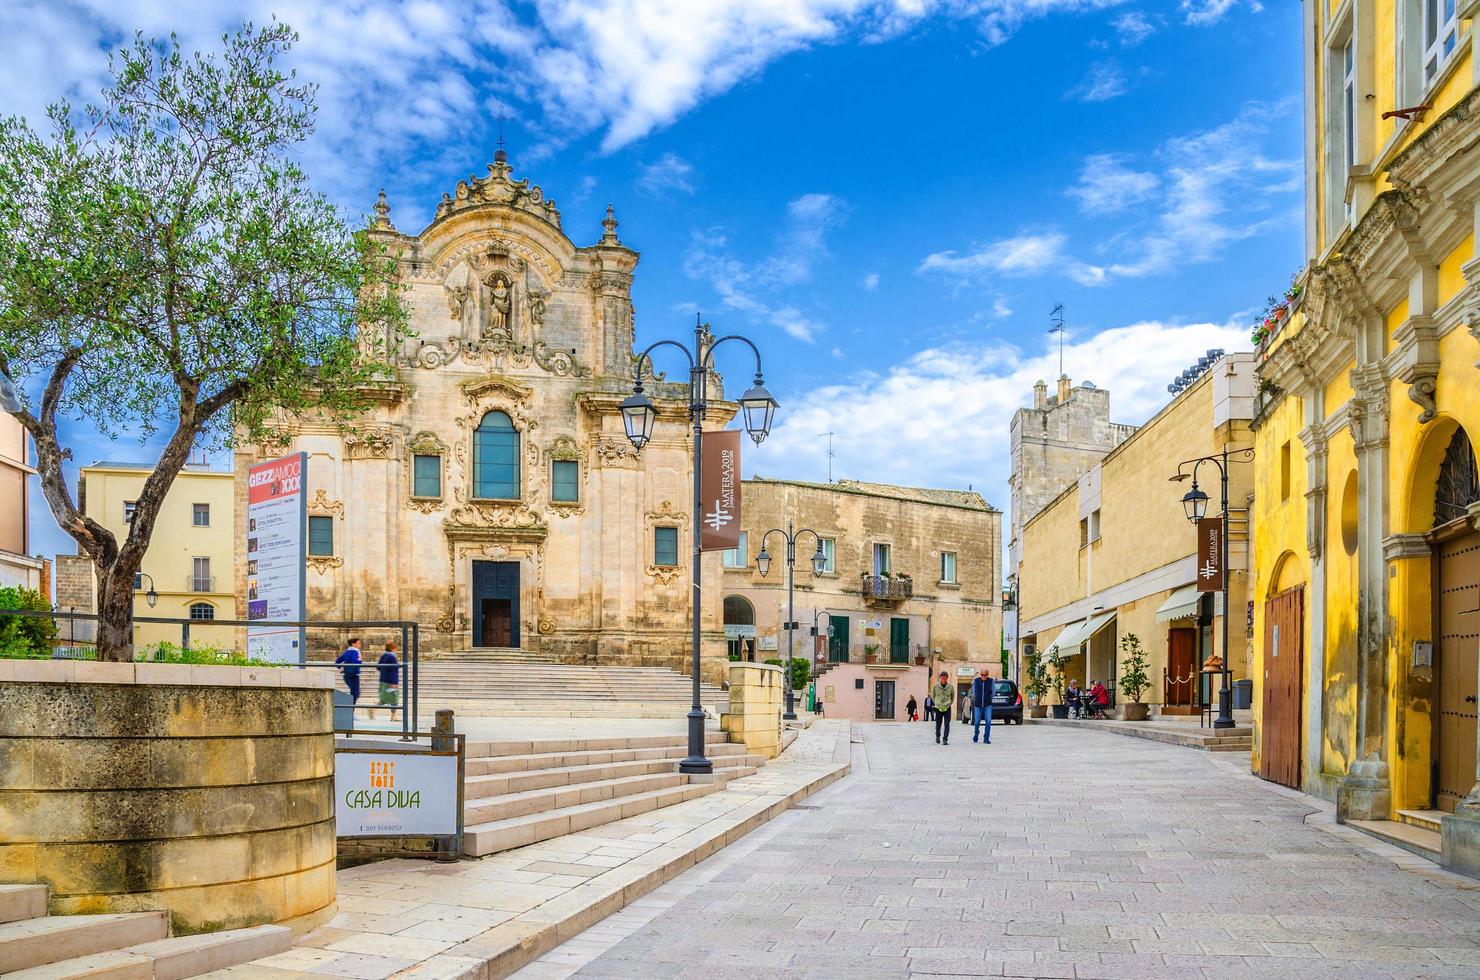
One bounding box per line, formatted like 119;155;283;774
95;571;136;663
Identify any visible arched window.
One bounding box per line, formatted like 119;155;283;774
473;411;520;499
723;595;755;626
1435;427;1479;527
189;602;215;621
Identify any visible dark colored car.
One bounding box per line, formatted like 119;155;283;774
991;678;1024;725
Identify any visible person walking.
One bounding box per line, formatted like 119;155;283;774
971;668;994;744
335;637;363;715
375;641;401;722
905;694;918;722
931;670;955;745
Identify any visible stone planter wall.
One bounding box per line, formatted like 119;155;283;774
720;662;783;758
0;660;336;935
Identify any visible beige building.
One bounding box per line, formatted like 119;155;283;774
66;461;238;648
721;478;1002;698
234;153;733;677
1016;356;1255;710
0;414;45;592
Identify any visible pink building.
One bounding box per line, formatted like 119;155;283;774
814;661;1002;722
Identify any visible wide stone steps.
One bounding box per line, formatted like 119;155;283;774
409;662;728;707
0;886;289;978
460;733;767;857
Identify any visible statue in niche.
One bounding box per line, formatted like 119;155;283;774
444;261;482;342
485;271;513;339
524;264;548;339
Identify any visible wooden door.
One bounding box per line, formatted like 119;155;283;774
1166;628;1197;709
1259;587;1304;789
889;618;910;663
472;560;520;649
829;615;850;662
1435;528;1480;812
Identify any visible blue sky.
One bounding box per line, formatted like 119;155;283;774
2;0;1301;569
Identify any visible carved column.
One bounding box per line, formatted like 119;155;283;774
1298;411;1329;790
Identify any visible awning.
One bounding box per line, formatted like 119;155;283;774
1156;585;1202;623
1048;612;1116;652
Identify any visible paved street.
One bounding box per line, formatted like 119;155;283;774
537;722;1480;979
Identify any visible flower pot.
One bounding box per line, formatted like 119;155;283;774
1122;702;1150;722
1050;704;1070;719
914;655;925;666
1029;705;1047;719
865;654;878;664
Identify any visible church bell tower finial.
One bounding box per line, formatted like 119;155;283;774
600;203;621;245
372;189;395;232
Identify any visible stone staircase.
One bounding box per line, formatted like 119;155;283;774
411;660;730;718
0;883;289;978
1349;809;1444;862
462;731;766;856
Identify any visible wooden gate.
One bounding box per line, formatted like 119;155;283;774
1259;586;1304;789
1435;526;1480;812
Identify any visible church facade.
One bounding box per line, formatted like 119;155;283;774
233;153;731;675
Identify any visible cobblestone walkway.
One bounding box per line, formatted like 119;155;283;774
556;722;1480;979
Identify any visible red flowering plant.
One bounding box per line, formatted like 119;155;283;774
1251;275;1304;347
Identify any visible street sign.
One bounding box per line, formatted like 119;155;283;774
1196;516;1224;592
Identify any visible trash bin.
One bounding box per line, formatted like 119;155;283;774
333;689;356;731
1233;679;1253;710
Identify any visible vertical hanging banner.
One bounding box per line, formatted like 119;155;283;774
700;430;742;552
246;452;308;663
1196;516;1224;592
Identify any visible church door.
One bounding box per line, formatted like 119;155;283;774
473;561;520;649
1434;524;1479;812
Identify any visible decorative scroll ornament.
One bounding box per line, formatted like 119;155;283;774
433;156;562;228
547;435;583;461
538;616;556;635
308;490;344;516
307;555;344;574
1407;375;1438;424
646;563;682;585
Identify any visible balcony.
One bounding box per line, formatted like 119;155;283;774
186;575;216;593
861;573;912;604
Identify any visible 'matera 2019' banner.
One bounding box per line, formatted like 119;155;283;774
246;452;307;663
700;430;741;552
1196;516;1224;593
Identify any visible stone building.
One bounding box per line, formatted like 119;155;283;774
1017;357;1255;710
720;477;1002;719
233;153;733;677
1249;0;1479;873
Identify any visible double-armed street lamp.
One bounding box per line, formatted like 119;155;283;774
1171;445;1254;731
620;315;778;775
755;521;828;720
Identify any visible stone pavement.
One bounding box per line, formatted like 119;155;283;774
542;721;1480;980
210;720;850;979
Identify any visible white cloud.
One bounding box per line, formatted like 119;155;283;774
1112;10;1154;44
749;317;1251;509
638;152;696;195
683;192;848;342
862;272;880;291
1066;153;1159;215
919;232;1107;287
1065;61;1127;102
1178;0;1260;26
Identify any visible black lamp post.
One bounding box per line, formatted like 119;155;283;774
755;520;827;721
1172;446;1253;731
622;315;777;775
134;572;159;609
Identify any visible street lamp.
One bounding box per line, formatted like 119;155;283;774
1171;446;1254;730
134;572;159;609
756;520;826;721
624;315;777;775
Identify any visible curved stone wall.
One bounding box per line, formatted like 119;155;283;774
0;660;335;935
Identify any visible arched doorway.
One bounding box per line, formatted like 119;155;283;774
1260;550;1305;789
723;595;756;661
1431;427;1480;812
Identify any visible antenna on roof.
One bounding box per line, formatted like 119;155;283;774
1048;304;1067;378
819;432;835;483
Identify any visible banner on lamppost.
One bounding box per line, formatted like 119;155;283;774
700;430;741;551
1196;516;1224;593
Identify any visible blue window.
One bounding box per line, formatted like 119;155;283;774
308;516;334;556
551;460;579;502
654;526;679;567
413;454;442;497
473;411;520;499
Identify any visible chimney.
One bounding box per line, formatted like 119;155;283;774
1033;380;1047;410
1057;375;1071;403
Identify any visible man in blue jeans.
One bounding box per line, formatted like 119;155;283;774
971;668;994;744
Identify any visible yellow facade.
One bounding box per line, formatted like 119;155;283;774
1019;361;1255;709
79;463;238;649
1252;0;1479;869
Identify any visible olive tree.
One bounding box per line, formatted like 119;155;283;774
0;24;405;661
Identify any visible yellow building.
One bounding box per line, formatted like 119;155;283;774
0;414;45;591
1017;359;1255;712
1251;0;1479;873
76;461;237;649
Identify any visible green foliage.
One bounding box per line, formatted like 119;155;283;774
1023;648;1048;703
136;641;285;667
763;657;812;690
1117;633;1152;704
1045;644;1068;704
0;587;58;658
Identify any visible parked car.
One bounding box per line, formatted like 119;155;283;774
991;678;1024;725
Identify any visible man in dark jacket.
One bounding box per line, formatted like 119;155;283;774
971;668;994;744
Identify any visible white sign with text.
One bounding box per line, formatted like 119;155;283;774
335;751;458;837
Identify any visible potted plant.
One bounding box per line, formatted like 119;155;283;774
864;643;880;664
914;652;926;666
1024;648;1048;718
1117;632;1152;721
1046;645;1070;719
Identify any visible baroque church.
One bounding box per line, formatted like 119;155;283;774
233;152;732;675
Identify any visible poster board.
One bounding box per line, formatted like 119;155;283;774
246;453;307;663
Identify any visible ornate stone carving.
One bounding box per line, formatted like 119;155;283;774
308;490;344;516
345;429;394;459
1348;365;1391;452
445;502;549;535
460;376;534;405
647;501;689;525
537;616;555;635
595;437;637;467
409;498;444;514
434;155;562;229
645;563;682;585
306;555;344;574
547;435;583;461
1407;375;1438;423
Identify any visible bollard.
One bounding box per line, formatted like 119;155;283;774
431;709;459;861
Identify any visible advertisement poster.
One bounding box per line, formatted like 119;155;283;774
335;752;458;837
246;453;307;663
700;430;742;551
